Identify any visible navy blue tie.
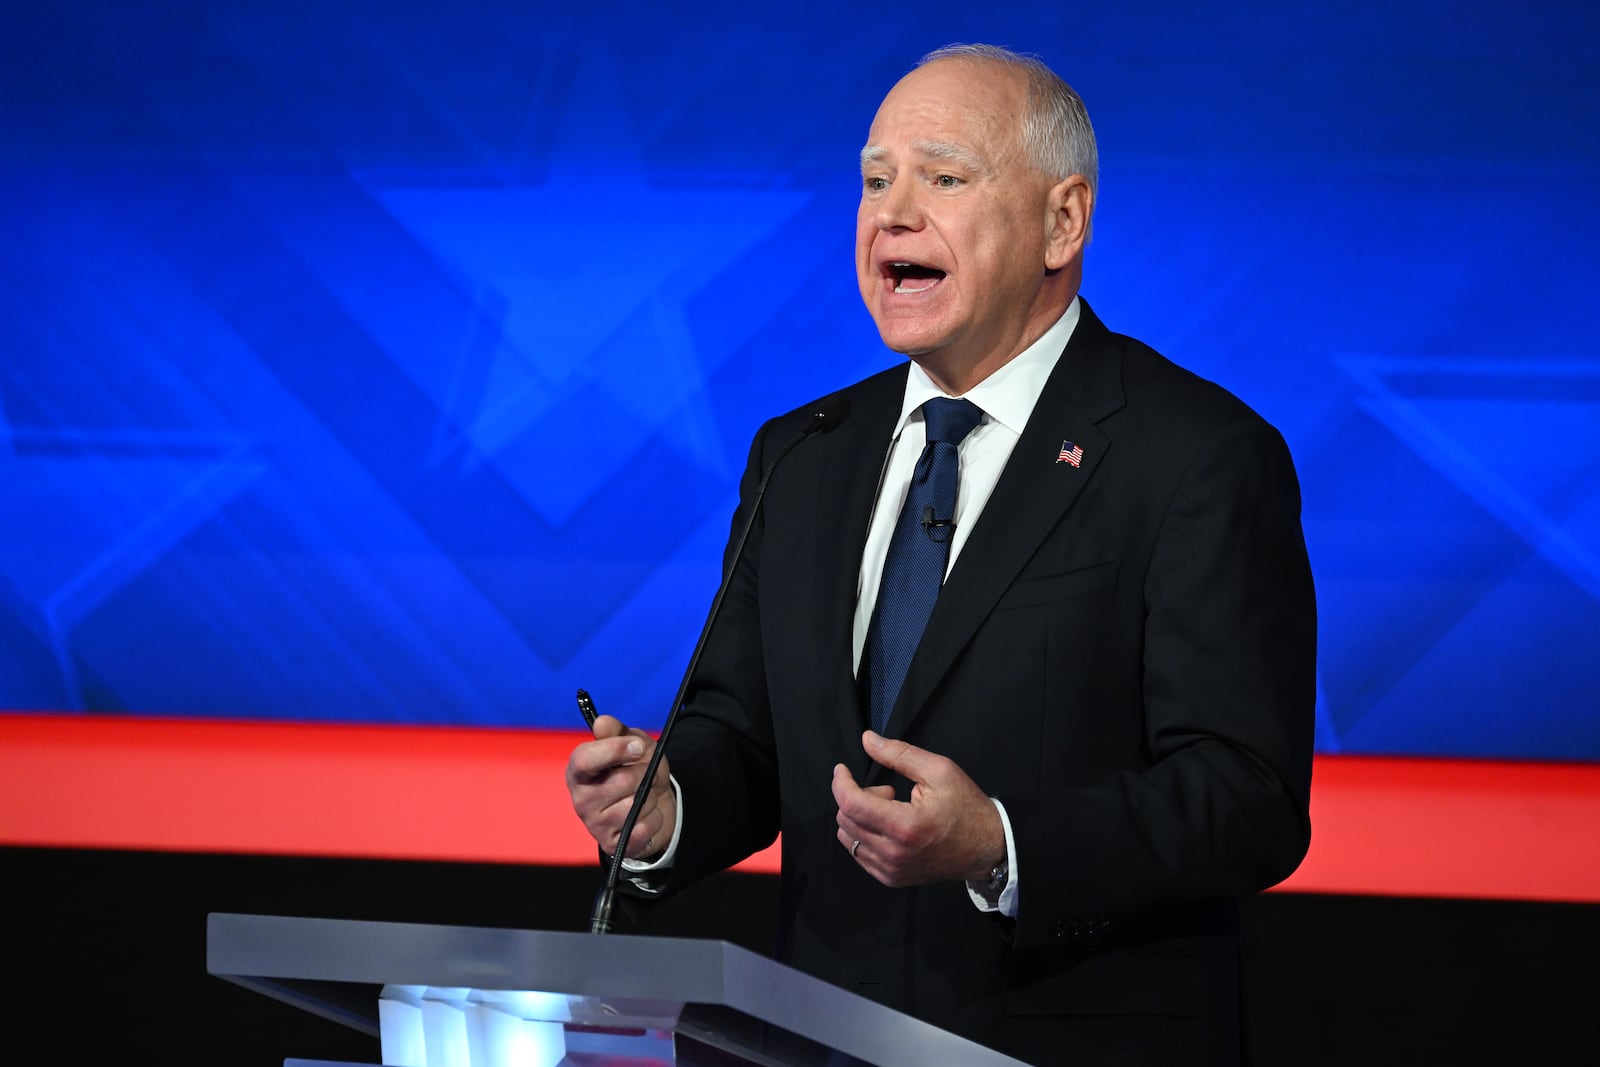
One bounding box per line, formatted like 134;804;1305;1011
864;397;984;734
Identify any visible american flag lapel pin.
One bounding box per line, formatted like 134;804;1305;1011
1056;440;1084;467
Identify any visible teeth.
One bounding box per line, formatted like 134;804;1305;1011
887;261;939;294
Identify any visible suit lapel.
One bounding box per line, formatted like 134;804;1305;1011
877;302;1129;750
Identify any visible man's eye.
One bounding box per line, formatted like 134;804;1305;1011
936;174;961;189
865;176;889;192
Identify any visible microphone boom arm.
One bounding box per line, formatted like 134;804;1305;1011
589;396;849;934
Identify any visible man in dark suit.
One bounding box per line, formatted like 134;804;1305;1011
567;43;1315;1066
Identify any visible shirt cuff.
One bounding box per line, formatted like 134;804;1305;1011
619;774;683;881
965;796;1019;917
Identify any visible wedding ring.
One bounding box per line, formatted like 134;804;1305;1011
851;839;861;858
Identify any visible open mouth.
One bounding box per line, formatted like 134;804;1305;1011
886;261;946;295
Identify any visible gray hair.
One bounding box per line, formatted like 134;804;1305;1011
918;43;1098;239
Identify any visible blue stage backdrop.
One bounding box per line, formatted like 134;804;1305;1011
1;2;1596;761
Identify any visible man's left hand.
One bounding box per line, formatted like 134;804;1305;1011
833;730;1004;887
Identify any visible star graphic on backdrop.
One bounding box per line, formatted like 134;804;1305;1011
354;55;818;526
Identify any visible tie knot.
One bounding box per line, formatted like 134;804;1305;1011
921;397;983;445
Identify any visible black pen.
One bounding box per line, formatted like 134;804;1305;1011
576;688;600;729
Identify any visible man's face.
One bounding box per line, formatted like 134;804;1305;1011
856;59;1070;386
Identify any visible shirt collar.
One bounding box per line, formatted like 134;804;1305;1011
891;296;1081;438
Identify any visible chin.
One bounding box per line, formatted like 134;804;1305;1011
871;318;946;358
887;338;951;363
875;332;926;357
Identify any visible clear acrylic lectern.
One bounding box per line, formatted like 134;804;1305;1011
207;912;1028;1066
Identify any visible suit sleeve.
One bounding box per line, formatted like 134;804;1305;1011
633;417;787;893
1005;414;1316;949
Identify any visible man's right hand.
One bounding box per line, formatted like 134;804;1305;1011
565;714;675;861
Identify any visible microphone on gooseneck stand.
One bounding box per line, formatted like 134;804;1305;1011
589;393;852;934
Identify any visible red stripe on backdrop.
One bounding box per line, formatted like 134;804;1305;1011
2;713;1598;902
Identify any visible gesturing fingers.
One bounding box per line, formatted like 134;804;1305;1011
832;762;897;828
833;763;908;879
832;734;1005;887
861;730;957;789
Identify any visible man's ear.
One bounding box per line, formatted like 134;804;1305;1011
1044;175;1093;271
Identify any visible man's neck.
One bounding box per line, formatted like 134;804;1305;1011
913;302;1078;395
910;268;1080;394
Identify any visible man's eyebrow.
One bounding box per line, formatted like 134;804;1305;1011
858;140;990;175
912;139;988;172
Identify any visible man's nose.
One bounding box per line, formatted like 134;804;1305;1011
875;180;923;231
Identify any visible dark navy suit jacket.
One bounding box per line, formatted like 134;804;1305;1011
647;301;1316;1066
